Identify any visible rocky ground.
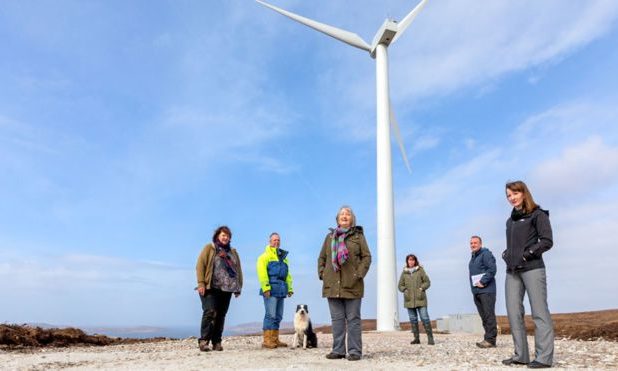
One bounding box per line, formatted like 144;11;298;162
1;331;616;370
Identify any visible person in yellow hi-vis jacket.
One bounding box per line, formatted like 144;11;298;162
256;232;293;349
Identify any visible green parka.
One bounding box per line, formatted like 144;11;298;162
398;266;430;308
317;226;372;299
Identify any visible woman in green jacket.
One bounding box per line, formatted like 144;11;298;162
398;254;433;345
318;206;371;361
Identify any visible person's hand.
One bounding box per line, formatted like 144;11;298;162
263;290;271;298
234;292;241;298
197;287;206;296
288;291;294;297
475;282;485;288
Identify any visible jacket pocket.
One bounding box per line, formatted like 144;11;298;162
341;269;358;289
403;288;411;302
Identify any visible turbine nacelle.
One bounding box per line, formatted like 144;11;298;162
370;20;398;57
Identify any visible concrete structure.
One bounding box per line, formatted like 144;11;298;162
436;314;484;334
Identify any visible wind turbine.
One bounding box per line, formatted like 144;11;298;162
256;0;429;331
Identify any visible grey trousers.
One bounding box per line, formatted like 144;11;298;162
505;268;554;365
327;298;362;356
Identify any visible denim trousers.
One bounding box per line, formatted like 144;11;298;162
263;295;285;330
327;298;362;356
407;306;430;324
199;288;232;344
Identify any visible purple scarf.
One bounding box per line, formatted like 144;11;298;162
330;227;349;272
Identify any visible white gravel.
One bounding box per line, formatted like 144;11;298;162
1;331;616;370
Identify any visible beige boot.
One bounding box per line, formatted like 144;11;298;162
262;330;277;349
274;329;288;347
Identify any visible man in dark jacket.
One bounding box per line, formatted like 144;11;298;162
469;235;497;348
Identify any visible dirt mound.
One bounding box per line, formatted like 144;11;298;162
0;324;169;350
497;309;618;341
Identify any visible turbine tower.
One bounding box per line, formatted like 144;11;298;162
256;0;429;331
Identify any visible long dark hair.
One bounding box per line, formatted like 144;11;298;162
405;254;419;268
212;225;232;244
506;180;538;214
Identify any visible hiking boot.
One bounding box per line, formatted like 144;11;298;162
476;340;496;348
212;343;223;351
262;330;277;349
198;340;210;352
325;352;346;359
347;354;362;361
274;329;288;347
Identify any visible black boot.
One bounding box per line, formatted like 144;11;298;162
422;321;434;345
410;323;420;344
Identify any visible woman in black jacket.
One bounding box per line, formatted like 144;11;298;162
502;181;554;369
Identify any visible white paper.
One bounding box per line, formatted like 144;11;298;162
471;273;484;286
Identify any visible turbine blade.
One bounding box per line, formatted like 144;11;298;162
256;0;371;52
391;0;429;44
389;103;412;173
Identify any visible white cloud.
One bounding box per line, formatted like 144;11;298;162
397;149;503;214
311;0;618;138
392;0;618;100
530;136;618;199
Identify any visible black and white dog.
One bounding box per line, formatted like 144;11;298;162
292;304;318;349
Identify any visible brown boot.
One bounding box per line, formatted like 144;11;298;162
262;330;277;349
212;342;223;351
198;339;210;352
274;329;288;347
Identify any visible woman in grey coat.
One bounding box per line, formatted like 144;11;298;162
502;181;554;369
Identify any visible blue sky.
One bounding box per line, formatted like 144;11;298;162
1;0;618;330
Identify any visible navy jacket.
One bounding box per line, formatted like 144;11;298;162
469;247;497;295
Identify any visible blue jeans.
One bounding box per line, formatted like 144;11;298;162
407;306;430;324
263;296;285;330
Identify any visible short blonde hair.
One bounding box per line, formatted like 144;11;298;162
336;205;356;228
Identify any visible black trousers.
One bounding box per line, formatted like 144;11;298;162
473;292;497;344
199;288;232;344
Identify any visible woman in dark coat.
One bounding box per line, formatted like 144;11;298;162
195;226;243;352
317;206;371;361
502;181;554;368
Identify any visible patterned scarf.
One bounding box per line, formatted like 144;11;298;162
330;227;349;272
214;241;237;278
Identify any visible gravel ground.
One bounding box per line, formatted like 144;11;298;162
1;331;616;370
